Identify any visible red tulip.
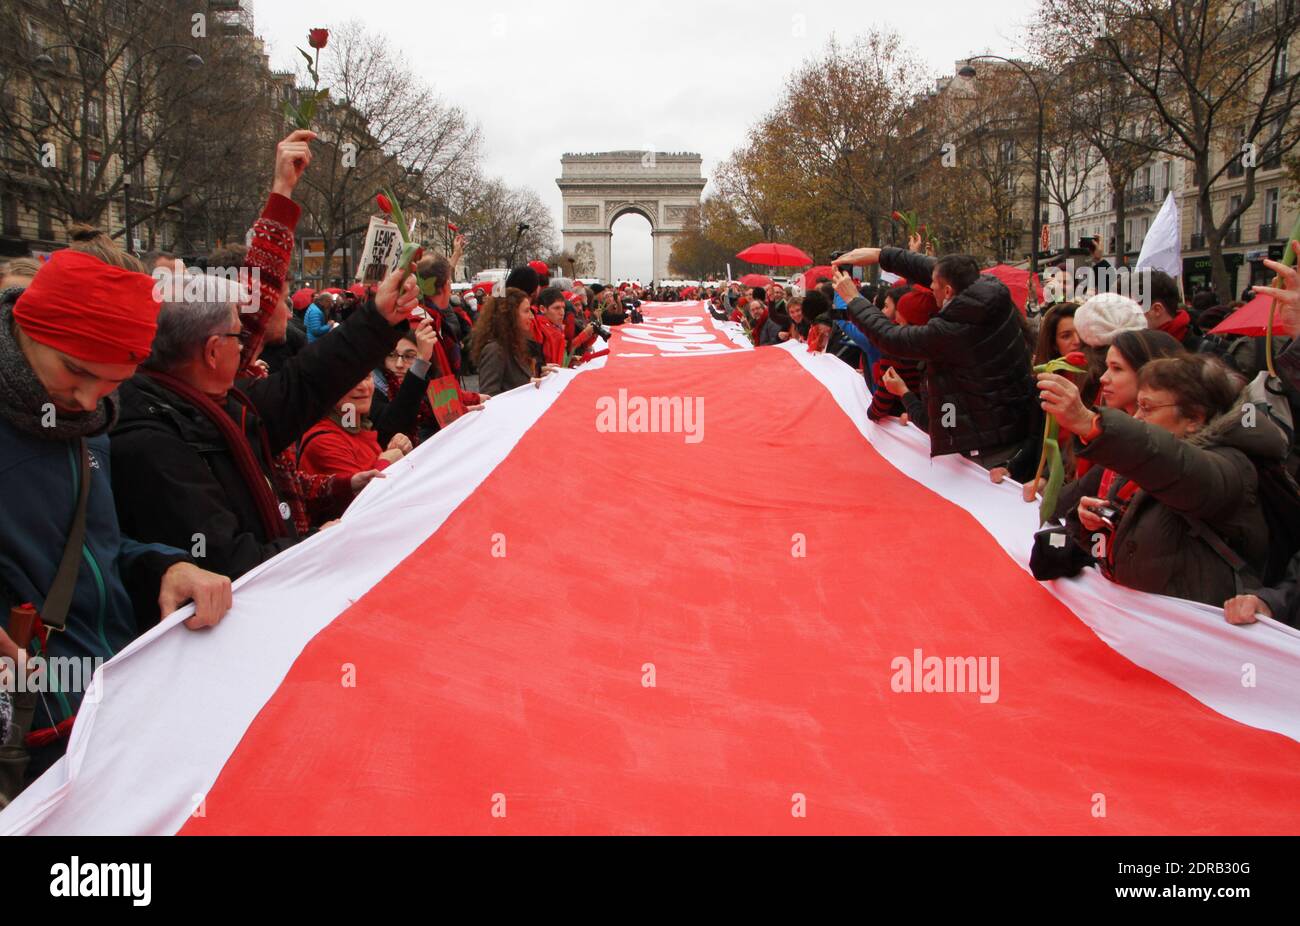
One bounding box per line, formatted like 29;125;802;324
448;222;459;232
918;224;926;235
1064;351;1087;367
375;193;392;215
308;28;330;49
891;211;903;222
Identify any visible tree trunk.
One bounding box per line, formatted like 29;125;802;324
1109;166;1128;271
1194;157;1232;300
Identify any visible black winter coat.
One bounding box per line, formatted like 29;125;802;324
847;247;1037;458
110;302;405;579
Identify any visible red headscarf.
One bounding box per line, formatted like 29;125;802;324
14;248;161;364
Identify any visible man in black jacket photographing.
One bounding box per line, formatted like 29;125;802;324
832;246;1038;476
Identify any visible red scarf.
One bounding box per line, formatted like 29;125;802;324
1159;308;1191;344
1095;468;1141;576
141;368;289;540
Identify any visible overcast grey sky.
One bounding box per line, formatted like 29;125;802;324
254;0;1037;279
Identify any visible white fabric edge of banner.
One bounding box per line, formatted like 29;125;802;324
0;367;589;836
778;340;1300;743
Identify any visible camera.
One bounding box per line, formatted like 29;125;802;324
829;249;855;274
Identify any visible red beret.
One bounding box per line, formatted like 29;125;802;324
14;249;160;365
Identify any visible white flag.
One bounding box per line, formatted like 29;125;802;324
1136;192;1182;278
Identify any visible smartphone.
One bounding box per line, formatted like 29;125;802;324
1094;504;1118;525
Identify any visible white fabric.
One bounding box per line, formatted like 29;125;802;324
1136;192;1183;278
0;369;588;836
780;339;1300;742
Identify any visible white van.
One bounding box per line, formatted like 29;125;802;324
472;268;508;294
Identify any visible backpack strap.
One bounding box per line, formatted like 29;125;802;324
296;427;329;466
1178;512;1255;596
41;439;92;634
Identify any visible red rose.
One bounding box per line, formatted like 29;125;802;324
375;193;392;215
308;29;329;49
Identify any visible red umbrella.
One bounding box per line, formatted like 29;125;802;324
736;243;813;267
739;273;773;287
1211;293;1291;337
800;265;836;288
981;265;1043;314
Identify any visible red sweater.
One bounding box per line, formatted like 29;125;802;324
299;418;391;479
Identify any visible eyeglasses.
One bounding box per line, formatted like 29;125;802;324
1135;400;1178;415
386;352;419;363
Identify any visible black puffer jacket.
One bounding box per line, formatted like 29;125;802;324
847;247;1037;457
110;302;405;579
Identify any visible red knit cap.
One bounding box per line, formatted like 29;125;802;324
14;248;161;364
896;286;939;326
291;287;316;311
528;260;549;277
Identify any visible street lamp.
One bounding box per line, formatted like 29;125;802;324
959;56;1045;278
508;222;529;269
33;42;204;253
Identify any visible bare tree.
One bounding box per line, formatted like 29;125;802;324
458;177;555;273
292;20;481;280
1039;0;1300;295
0;0;222;240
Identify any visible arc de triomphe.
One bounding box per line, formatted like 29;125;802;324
557;151;707;282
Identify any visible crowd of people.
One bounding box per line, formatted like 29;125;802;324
691;237;1300;634
1;127;1298;808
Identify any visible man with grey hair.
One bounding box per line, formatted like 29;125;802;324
109;266;420;581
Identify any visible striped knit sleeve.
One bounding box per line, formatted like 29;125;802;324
240;193;301;376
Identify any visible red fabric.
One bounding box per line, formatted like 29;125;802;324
1095;467;1141;576
735;242;812;265
539;319;566;366
980;265;1042;315
184;341;1300;835
1211;293;1289;337
299;418;388;479
1159;308;1192;344
14;248;161;364
26;714;76;749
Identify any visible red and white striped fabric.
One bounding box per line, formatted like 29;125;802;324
4;302;1299;835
